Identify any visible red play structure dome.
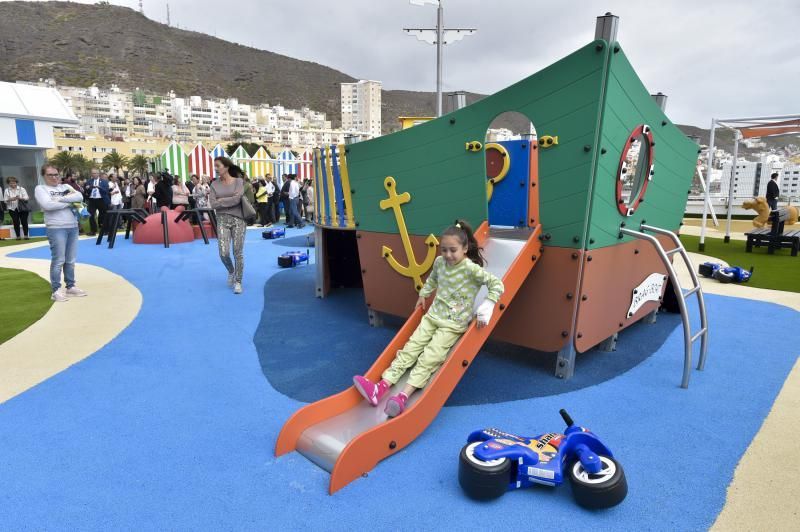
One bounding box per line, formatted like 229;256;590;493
133;207;195;245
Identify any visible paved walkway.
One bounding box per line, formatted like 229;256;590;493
0;238;797;528
0;239;141;403
675;252;800;530
679;224;748;241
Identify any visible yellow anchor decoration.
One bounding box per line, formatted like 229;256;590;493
379;176;439;292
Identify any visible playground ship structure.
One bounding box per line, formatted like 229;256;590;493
277;13;707;494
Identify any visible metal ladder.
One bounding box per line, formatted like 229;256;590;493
619;224;709;388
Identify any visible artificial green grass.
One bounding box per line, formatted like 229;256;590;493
0;268;53;345
680;234;800;293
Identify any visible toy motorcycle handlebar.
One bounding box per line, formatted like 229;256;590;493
559;409;574;427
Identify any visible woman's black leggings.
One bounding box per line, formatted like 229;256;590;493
10;209;29;237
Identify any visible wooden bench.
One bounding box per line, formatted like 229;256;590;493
745;208;800;256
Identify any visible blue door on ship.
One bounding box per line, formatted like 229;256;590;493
487;140;530;227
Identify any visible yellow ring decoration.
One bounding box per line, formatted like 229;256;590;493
485;142;510;201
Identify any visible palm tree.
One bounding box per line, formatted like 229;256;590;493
231;130;244;141
102;152;129;175
71;154;93;178
129;155;150;177
49;151;77;174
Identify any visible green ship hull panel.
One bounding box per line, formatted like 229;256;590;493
346;41;610;248
339;40;696;252
586;47;698;250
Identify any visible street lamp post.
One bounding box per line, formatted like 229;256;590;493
404;0;476;117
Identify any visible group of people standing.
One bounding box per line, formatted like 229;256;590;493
144;172;212;213
252;173;314;228
7;158;316;301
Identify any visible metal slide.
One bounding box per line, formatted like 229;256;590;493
275;224;542;493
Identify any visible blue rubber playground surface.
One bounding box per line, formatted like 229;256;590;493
1;230;798;530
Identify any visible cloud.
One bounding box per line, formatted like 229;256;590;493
8;0;799;126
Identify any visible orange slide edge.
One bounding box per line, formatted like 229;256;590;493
328;224;541;493
273;221;491;458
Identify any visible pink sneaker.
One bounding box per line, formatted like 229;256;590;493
384;393;408;418
353;376;389;406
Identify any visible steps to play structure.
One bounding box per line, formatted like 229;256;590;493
620;224;709;388
276;223;542;493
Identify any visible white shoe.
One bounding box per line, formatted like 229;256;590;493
65;286;88;297
227;272;235;287
51;290;68;302
233;282;242;294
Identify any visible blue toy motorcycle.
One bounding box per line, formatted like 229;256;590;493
458;410;627;508
262;227;286;239
698;262;753;284
278;250;309;268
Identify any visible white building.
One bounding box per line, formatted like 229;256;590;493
18;80;349;148
341;80;382;139
0;81;78;214
779;163;800;199
718;155;800;200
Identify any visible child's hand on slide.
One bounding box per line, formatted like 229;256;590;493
415;296;426;310
475;300;495;328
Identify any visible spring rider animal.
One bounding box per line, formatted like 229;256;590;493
742;197;799;228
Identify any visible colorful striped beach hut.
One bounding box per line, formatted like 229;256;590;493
188;142;214;180
273;149;298;188
250;146;272;178
298;150;314;181
230;145;252;177
210;144;228;160
160;142;189;181
209;144;229;178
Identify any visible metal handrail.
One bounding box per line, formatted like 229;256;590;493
641;224;709;370
620;225;708;388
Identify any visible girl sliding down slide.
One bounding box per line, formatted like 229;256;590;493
353;220;504;417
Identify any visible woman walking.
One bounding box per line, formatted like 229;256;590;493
3;176;30;239
210;157;246;294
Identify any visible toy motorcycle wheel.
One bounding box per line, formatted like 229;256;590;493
712;270;735;283
458;442;511;500
568;455;627;509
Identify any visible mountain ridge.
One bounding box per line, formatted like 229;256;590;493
0;1;485;133
1;1;797;150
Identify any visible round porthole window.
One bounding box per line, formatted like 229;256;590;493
616;124;654;217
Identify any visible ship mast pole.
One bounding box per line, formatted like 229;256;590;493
435;1;443;117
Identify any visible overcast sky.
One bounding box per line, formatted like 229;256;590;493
10;0;800;126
